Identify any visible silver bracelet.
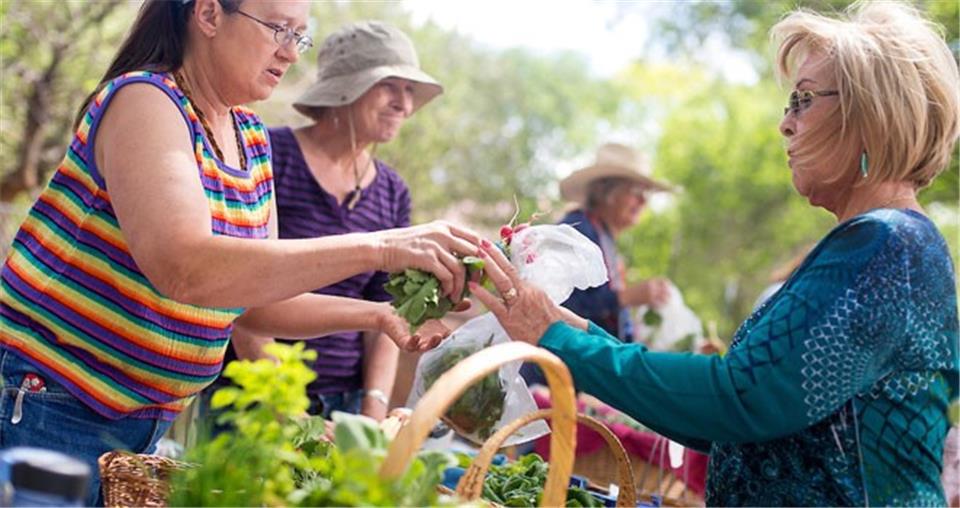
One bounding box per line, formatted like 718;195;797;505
364;388;389;406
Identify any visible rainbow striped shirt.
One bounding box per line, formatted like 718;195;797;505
0;71;272;421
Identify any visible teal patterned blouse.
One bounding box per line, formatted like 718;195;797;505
540;209;958;506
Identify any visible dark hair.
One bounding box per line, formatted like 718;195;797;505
73;0;240;128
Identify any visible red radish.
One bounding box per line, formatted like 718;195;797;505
499;225;513;241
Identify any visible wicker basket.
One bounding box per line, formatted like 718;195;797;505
98;451;188;508
573;438;700;506
461;408;637;507
382;341;579;507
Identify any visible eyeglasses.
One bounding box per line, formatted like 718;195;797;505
235;10;314;55
784;89;839;117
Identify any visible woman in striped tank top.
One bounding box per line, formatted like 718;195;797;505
0;1;479;504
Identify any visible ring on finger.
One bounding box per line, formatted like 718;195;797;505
503;287;518;302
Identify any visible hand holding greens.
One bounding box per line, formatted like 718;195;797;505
384;255;485;330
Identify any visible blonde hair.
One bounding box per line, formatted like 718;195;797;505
772;1;959;188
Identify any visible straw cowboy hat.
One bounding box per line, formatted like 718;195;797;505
293;21;443;117
559;143;672;204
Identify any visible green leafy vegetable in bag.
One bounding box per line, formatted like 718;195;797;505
642;308;663;327
422;334;506;440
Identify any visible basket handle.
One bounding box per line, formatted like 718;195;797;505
379;341;577;507
456;408;637;507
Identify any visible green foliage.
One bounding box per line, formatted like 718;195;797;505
478;453;602;507
384;256;485;330
292;413;455;507
169;342;318;506
654;0;958;78
169;342;454;507
0;1;134;182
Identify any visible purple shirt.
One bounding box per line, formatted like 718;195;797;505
223;126;411;395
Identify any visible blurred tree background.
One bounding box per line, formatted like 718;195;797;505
1;0;956;340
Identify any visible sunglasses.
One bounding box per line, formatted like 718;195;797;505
784;89;839;116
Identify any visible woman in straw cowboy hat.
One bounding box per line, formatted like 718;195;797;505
216;21;446;421
556;142;674;342
470;1;958;505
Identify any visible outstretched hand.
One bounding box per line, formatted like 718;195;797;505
468;240;587;345
378;310;452;352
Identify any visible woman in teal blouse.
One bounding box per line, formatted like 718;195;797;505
470;2;959;505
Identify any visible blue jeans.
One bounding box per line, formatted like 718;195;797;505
0;348;172;506
312;389;363;418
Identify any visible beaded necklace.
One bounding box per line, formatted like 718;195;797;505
173;70;246;170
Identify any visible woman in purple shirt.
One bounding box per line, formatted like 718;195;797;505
224;21;443;421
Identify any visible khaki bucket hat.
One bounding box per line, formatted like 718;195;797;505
559;143;673;204
293;21;443;117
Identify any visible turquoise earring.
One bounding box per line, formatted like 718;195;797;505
860;151;868;178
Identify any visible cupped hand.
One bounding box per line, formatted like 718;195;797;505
468;240;584;345
376;221;482;301
377;308;451;352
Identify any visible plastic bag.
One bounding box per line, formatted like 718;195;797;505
509;224;608;304
408;313;549;445
634;283;703;351
407;224;608;445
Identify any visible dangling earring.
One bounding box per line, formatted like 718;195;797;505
860;151;868;178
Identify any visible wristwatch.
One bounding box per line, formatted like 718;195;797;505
364;388;389;406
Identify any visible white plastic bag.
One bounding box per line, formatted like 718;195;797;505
407;224;608;445
408;313;549;445
509;224;608;304
634;283;703;351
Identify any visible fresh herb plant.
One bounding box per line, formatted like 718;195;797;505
169;342;455;507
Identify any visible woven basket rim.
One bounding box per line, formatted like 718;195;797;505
98;451;189;508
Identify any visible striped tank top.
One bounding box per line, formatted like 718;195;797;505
0;71;272;421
